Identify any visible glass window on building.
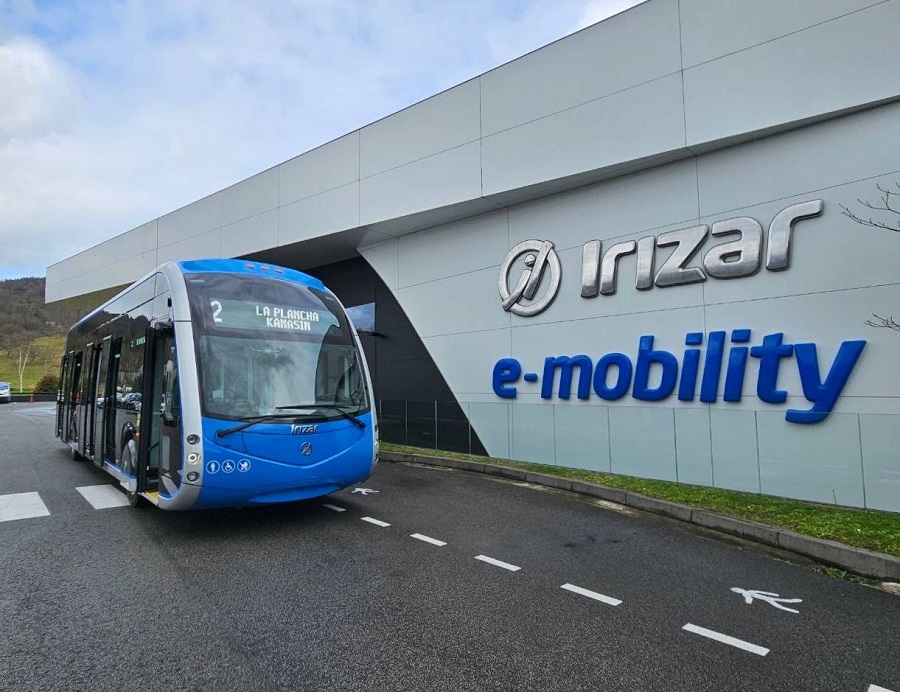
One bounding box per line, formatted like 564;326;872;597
346;302;375;333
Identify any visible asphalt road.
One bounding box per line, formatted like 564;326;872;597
1;402;898;692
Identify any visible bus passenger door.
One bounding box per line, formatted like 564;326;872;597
158;332;182;496
56;354;69;439
90;337;112;467
82;342;99;459
102;338;122;465
138;325;181;498
66;352;83;444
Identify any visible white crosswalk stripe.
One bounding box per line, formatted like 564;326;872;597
0;492;51;522
76;485;130;509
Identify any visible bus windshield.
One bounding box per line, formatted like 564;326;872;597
185;272;368;423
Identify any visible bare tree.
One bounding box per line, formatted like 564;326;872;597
0;333;37;393
14;341;34;394
841;181;900;333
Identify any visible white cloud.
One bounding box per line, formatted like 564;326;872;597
0;0;643;280
0;37;81;138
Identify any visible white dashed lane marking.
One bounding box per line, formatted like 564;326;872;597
474;555;521;572
361;516;391;527
682;623;769;657
0;492;51;522
1;478;892;688
76;485;130;509
561;583;622;606
410;533;446;546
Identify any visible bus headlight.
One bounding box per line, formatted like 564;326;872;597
187;452;201;464
186;472;199;482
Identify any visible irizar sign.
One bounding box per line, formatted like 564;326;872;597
493;200;868;424
498;200;825;316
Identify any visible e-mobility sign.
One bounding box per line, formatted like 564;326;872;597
493;201;867;424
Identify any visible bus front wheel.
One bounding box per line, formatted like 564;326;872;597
120;438;144;508
126;488;144;508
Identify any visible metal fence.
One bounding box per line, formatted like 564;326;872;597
377;399;480;454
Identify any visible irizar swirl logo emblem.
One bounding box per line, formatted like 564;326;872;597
498;240;562;317
300;442;313;456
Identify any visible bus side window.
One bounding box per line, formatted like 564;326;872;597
117;334;145;412
59;354;69;399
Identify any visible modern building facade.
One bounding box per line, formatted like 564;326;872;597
47;0;900;512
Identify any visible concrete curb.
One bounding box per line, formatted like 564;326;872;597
381;450;900;581
6;394;56;403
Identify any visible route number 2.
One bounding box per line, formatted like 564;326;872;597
210;300;223;323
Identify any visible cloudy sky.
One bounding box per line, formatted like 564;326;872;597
0;0;641;281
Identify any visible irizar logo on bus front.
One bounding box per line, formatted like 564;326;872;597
493;201;868;424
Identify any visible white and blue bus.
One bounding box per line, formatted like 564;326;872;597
56;259;378;509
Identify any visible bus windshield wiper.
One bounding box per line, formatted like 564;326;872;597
215;413;304;438
275;403;366;429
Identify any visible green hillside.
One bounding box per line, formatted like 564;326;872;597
0;277;119;391
0;334;66;391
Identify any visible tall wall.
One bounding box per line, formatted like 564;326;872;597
360;101;900;512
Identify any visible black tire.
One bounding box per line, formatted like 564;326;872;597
120;438;144;508
120;437;137;475
126;488;144;508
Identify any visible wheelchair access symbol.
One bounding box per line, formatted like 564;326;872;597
498;240;562;317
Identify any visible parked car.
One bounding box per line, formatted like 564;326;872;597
121;392;142;411
0;382;10;403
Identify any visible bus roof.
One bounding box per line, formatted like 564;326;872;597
177;259;325;289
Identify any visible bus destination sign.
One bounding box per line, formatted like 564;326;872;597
209;298;332;333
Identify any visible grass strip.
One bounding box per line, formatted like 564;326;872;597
381;442;900;558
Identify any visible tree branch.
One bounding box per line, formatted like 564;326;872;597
864;313;900;332
853;184;900;216
839;203;900;232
